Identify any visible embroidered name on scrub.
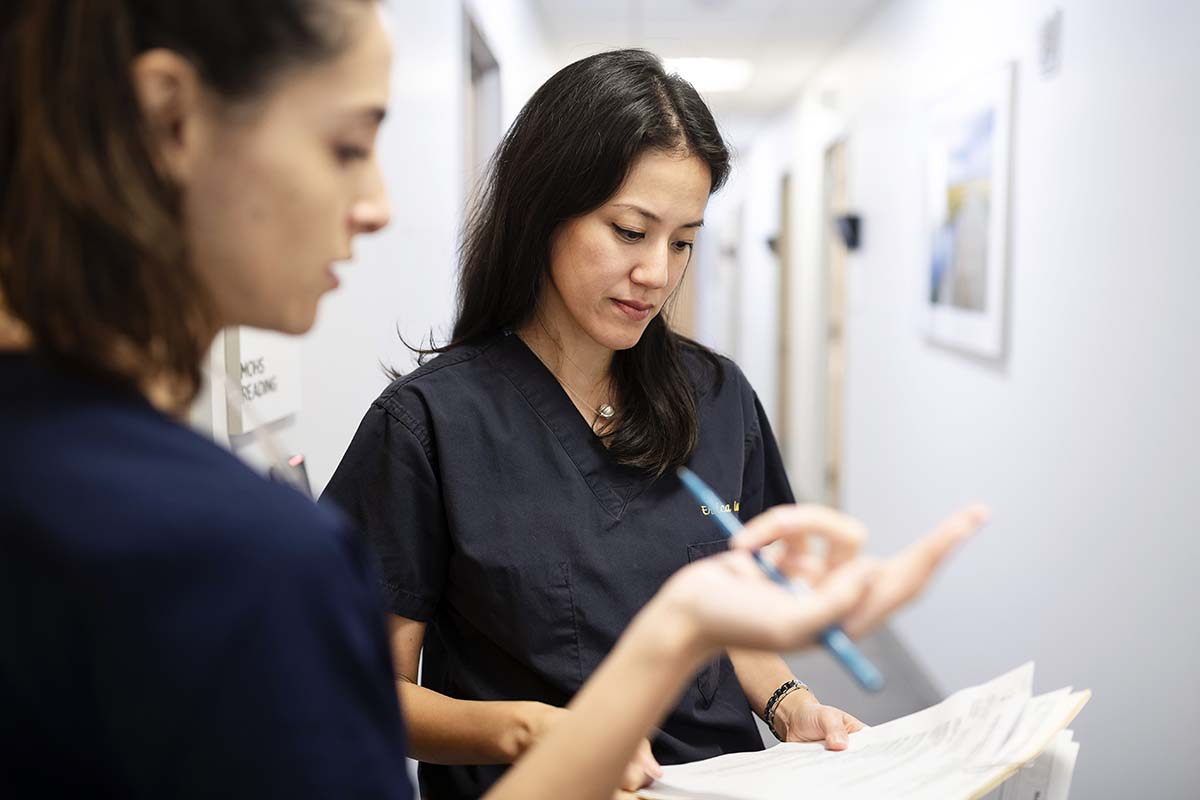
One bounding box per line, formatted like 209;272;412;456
700;501;739;516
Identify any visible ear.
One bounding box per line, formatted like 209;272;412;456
129;49;205;183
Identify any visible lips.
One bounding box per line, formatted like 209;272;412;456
612;298;654;321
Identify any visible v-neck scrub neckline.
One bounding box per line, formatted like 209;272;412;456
491;332;652;522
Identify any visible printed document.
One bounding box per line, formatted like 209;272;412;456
639;663;1088;800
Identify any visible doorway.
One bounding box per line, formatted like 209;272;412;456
464;13;500;196
821;141;849;507
775;173;793;463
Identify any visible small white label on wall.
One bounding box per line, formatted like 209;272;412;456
224;327;301;435
1039;9;1063;78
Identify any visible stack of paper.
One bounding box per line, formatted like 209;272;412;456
639;663;1088;800
982;729;1080;800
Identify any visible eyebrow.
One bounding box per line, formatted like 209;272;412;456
615;203;704;229
348;106;388;125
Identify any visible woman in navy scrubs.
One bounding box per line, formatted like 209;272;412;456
325;49;985;799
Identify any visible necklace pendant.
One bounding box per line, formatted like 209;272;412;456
598;403;615;419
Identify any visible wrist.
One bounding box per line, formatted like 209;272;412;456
629;592;714;673
500;701;550;762
771;684;818;739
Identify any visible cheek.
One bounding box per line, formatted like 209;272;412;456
184;155;266;301
669;252;692;291
552;229;626;311
187;139;343;316
239;141;343;262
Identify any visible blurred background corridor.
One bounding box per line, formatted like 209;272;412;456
190;1;1200;796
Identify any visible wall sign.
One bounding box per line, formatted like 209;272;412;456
223;327;301;435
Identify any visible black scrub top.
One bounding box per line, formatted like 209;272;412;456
0;352;413;799
323;331;796;799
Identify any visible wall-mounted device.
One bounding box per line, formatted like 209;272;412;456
835;213;862;251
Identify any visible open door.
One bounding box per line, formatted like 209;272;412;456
775;173;793;463
822;141;848;507
464;13;500;195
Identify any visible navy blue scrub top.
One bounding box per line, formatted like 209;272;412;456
323;331;797;800
0;353;413;799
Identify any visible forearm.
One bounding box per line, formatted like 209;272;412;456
727;648;815;717
485;601;710;800
397;680;540;764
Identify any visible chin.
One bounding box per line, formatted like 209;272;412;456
269;303;319;336
288;311;319;336
592;322;650;352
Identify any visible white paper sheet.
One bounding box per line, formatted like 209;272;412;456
639;664;1089;800
992;730;1078;800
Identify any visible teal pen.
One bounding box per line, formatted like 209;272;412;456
676;467;885;693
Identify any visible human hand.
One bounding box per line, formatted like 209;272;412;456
652;503;987;659
838;505;989;638
730;503;990;638
772;689;865;750
514;703;662;791
652;547;878;657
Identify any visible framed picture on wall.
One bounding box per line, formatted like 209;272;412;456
923;62;1015;359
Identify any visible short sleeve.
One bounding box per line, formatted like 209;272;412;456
321;401;449;622
163;513;414;799
68;498;415;799
739;391;797;521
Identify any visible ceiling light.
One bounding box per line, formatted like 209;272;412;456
662;57;754;93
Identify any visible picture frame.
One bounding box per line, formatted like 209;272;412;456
923;62;1015;359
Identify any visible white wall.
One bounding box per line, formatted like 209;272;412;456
462;0;555;124
217;1;553;496
292;3;465;496
707;115;793;424
763;0;1199;796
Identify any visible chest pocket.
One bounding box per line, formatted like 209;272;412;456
686;538;731;708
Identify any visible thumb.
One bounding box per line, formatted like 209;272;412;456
639;738;663;779
619;759;647;792
618;739;661;790
821;707;850;750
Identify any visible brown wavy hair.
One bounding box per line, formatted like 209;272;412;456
0;0;367;407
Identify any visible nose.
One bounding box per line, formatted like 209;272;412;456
350;162;391;235
631;242;671;290
351;199;390;234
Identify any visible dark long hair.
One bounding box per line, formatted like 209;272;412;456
0;0;368;406
427;49;730;475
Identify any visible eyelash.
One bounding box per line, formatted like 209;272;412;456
335;145;370;164
612;224;694;252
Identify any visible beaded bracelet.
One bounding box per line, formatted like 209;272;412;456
763;679;808;741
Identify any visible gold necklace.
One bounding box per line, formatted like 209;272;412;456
523;329;616;421
558;375;617;420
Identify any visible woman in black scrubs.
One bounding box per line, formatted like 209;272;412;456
325;48;985;799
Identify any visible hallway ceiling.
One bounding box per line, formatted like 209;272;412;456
530;0;886;118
